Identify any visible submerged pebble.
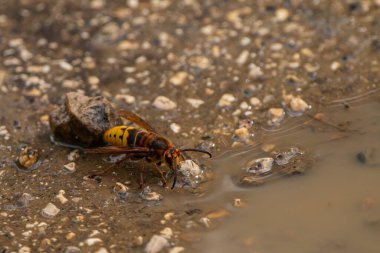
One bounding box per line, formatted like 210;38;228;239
140;187;163;201
160;227;173;239
113;182;129;200
67;149;80;161
17;146;40;170
41;203;60;218
56;190;69;204
218;93;236;107
233;127;250;142
186;98;204;108
84;238;103;246
145;235;169;253
267;108;285;126
274;147;302;166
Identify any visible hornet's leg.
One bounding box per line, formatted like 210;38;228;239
154;163;167;188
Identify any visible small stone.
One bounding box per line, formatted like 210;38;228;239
66;232;76;240
160;227;173;239
153;96;177;110
240;37;251;46
248;63;263;79
199;217;211;228
40;114;50;126
169;71;188;86
67;149;80;161
290;97;309;113
240;101;249;110
0;125;10;140
41;203;60;218
169;123;181;133
236;50;250;65
268;108;285;126
164;212;175;221
331;61;341;71
127;0;139;8
357;148;380;166
17;146;39;169
206;209;229;219
186;98;204;108
115;94;136;104
63;162;76;173
233;127;249;142
140;186;163;201
218;93;236;107
56;190;69;204
134;236;144;246
18;246;31;253
169;247;185;253
64;246;81;253
145;235;169;253
249;97;261;108
180;160;202;177
59;61;73;71
85;238;103;246
188;56;210;69
94;248;109;253
275;8;289;22
113;182;129;200
233;198;245;208
246;157;274;174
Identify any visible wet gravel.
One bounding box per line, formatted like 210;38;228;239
0;0;379;252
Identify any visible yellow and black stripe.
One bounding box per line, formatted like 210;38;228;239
103;126;148;147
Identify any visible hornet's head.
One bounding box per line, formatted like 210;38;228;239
163;147;212;189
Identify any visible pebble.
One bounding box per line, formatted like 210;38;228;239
290;97;309;113
199;217;211;228
160;227;173;239
18;246;31;253
40;114;50;126
331;61;341;71
153;96;177;110
357;148;380;166
261;143;276;153
17;146;39;169
218;93;236;107
59;61;73;71
140;186;163;201
169;71;188;86
94;248;109;253
63;162;76;173
67;149;80;161
0;125;10;140
275;8;289;22
127;0;139;8
188;55;210;69
145;235;169;253
41;203;60;218
246;157;274;174
64;246;81;253
66;232;76;240
233;127;250;142
85;238;103;246
62;80;80;89
180;160;202;177
186;98;204;108
249;97;262;108
169;247;185;253
236;50;250;65
267;108;285;126
113;182;129;200
164;212;175;221
56;190;69;204
115;94;136;104
170;123;181;133
233;198;245;208
248;63;263;79
206;209;229;219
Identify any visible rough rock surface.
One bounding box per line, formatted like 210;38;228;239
49;92;120;146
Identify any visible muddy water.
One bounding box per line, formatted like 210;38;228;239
193;98;380;253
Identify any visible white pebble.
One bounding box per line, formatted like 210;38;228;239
59;61;73;71
18;246;31;253
152;96;177;110
249;97;262;107
64;162;76;173
218;93;236;107
268;108;285;126
145;235;169;253
248;63;263;79
56;190;68;204
67;149;80;161
240;37;251;46
331;61;341;71
170;123;181;133
275;8;289;22
140;187;163;201
180;160;201;176
94;248;109;253
84;238;103;246
186;98;204;108
41;203;60;218
127;0;139;8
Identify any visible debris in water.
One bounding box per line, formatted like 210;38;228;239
274;147;303;166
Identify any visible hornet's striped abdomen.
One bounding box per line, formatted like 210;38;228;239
103;126;146;147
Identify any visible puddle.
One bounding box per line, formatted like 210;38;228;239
192;99;380;253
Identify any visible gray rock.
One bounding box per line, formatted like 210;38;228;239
145;235;169;253
49;92;120;146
